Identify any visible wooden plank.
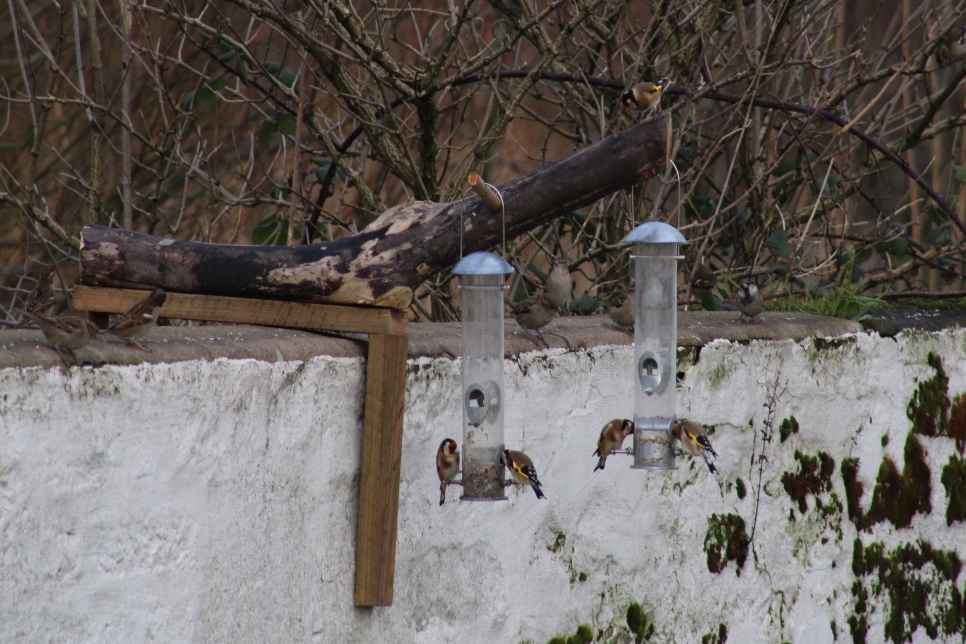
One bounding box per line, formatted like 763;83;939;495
72;285;407;336
355;333;408;606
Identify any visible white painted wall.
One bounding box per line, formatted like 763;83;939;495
2;329;965;643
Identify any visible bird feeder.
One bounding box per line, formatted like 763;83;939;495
625;221;686;469
453;251;514;500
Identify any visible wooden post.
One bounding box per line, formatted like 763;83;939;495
354;333;408;606
71;285;410;606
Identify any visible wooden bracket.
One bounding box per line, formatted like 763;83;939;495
73;285;408;607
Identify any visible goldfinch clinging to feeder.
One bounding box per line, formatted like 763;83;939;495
501;449;546;499
436;438;460;506
105;288;167;350
621;78;670;117
736;279;762;323
673;420;718;474
593;418;634;471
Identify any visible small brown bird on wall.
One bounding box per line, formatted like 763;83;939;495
508;292;558;342
104;288;167;350
606;290;635;329
736;279;762;323
691;262;719;311
14;270;56;329
544;258;572;309
621;78;670;118
25;313;100;365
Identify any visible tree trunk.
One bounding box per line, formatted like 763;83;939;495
80;116;669;308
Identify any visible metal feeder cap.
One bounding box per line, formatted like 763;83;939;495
452;251;515;275
625;221;687;244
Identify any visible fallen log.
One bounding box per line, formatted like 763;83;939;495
80;116;669;308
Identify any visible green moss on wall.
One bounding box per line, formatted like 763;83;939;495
941;453;966;526
950;394;966;451
626;602;655;643
735;477;746;500
865;434;931;530
704;513;749;576
779;416;799;443
840;435;931;531
842;457;864;524
781;450;835;513
907;352;950;437
851;538;964;643
701;623;728;644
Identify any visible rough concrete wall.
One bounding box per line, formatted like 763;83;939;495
2;329;966;643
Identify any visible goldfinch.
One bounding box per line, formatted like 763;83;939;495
436;438;460;506
544;258;572;309
736;279;762;322
593;418;634;471
621;78;670;117
25;313;100;365
501;449;546;499
105;288;166;349
606;289;635;328
14;269;55;329
673;420;718;474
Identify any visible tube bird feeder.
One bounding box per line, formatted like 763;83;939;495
453;251;514;500
625;222;686;470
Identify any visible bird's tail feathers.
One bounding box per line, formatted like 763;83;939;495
533;484;546;500
439;482;446;506
703;454;718;474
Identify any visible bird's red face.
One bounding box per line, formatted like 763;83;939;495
443;439;458;455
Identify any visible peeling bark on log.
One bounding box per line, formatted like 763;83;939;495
81;116;670;308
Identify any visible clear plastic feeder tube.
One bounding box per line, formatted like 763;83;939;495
626;222;686;470
453;252;513;500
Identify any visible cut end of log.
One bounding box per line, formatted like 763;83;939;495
468;172;505;212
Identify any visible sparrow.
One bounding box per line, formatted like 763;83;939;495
593;418;635;471
104;288;167;349
621;78;670;118
14;269;56;329
436;438;460;506
544;258;572;309
508;293;557;342
673;420;719;474
736;279;762;322
25;313;100;365
501;449;546;499
606;289;635;328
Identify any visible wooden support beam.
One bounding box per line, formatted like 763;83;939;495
73;284;411;606
73;285;407;336
355;333;407;607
